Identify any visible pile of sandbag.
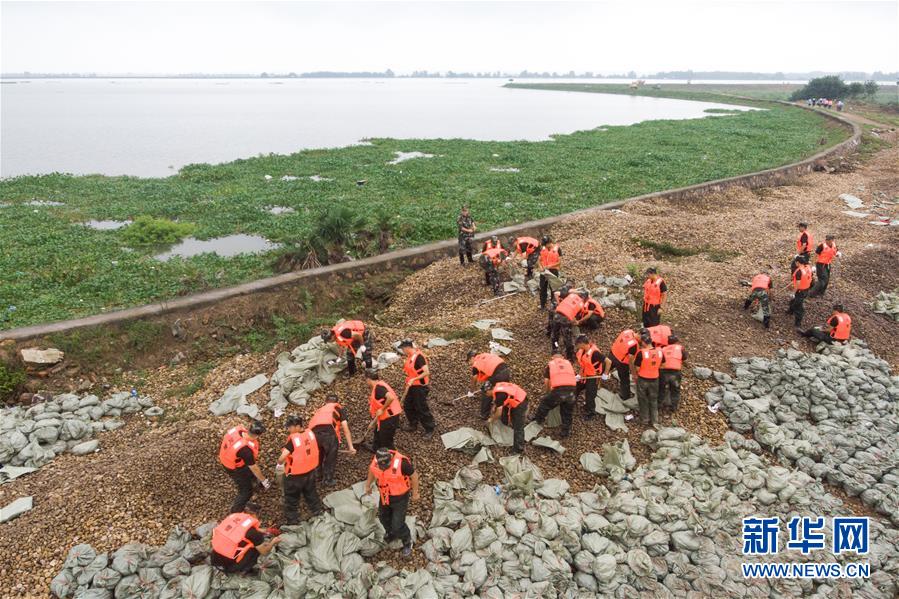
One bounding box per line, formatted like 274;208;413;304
872;289;899;321
702;339;899;525
267;333;401;415
0;392;158;470
53;426;899;598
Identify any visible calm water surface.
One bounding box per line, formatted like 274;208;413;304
1;78;751;178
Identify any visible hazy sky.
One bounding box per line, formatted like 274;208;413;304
2;1;896;74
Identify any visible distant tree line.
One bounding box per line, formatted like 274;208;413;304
789;76;881;100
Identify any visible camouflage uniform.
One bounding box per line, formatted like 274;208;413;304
457;213;475;264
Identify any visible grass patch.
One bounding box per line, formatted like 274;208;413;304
633;238;701;258
704;108;744;114
0;88;850;328
633;238;741;262
855;131;891;163
120;216;196;248
239;314;333;353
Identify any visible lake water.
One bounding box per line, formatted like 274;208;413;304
0;78;751;178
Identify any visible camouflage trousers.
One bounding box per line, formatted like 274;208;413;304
746;289;770;318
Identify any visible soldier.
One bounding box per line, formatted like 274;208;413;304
468;351;512;420
631;330;664;427
659;334;686;411
481;243;509;295
322;320;373;376
531;354;578;438
537;236;562;310
744;272;773;329
551;289;585;361
457;206;476;265
810;235;841;297
308;397;355;488
508;235;540;279
219;421;270;514
574;335;611;420
488;382;528;453
787;256;814;328
399;340;436;439
366;372;403;450
276;416;323;524
365;448;420;557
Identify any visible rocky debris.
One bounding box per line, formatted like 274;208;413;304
0;495;32;523
872;289;899;321
20;347;65;367
839;193;865;209
705;340;899;525
0;391;155;470
593;273;638;312
0;465;36;485
52;428;899;598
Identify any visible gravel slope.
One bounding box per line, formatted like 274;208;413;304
1;135;896;597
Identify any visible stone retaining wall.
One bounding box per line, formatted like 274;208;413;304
1;104;860;342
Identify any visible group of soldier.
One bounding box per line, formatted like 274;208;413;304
744;221;851;343
209;211;851;574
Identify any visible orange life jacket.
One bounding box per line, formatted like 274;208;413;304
796;231;813;255
369;451;410;505
284;430;319;476
403;349;430;386
792;264;813;291
817;242;837;265
492;382;526;410
369;381;403;421
483;239;501;251
547;357;577;388
647;324;672;347
539;245;560;269
515;237;539;256
483;246;507;266
211;513;260;563
611;329;638;364
578;298;605;320
830;313;851;340
643;277;665;307
555;294;585;320
751;274;771;290
308;402;343;442
332;320;365;349
576;344;602;377
219;426;259;470
637;347;664;379
472;353;504;382
661;344;683;371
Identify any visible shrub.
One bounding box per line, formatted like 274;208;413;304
121;216;197;247
0;362;26;402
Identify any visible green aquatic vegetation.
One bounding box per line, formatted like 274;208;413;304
0;91;849;328
120;216;197;247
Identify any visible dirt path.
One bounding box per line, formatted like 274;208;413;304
1;135;897;597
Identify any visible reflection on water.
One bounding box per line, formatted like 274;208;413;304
83;219;132;230
154;234;281;261
1;78;753;178
266;206;295;215
25;200;65;206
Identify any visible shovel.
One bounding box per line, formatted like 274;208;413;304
441;393;473;406
477;292;517;306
